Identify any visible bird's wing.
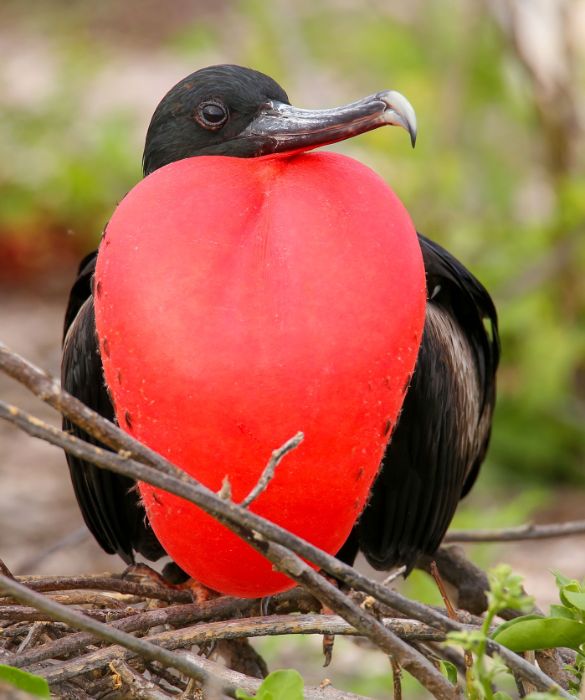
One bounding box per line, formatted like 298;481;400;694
62;252;164;563
348;233;499;571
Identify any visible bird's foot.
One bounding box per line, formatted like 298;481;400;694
176;578;219;604
121;562;171;587
121;562;217;603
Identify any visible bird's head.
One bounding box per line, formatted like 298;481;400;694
143;64;417;175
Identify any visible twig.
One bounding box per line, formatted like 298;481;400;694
38;614;441;689
18;573;192;603
110;660;174;699
0;558;15;578
420;547;489;616
444;520;585;543
241;431;304;507
255;541;459;699
0;605;129;624
391;657;402;700
170;654;370;700
16;622;47;654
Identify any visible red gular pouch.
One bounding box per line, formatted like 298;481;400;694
94;150;426;597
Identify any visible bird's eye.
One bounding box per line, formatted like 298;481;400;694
195;100;229;130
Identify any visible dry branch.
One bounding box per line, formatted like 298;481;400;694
32;614;445;684
241;431;304;507
445;520;585;543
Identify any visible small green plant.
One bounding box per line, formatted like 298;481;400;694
236;669;304;700
0;664;50;698
444;565;585;698
493;572;585;694
446;564;538;699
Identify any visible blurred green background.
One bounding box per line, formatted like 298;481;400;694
1;0;583;487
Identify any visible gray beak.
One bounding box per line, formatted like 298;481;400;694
236;89;417;157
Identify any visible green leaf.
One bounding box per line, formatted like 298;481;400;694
493;615;585;652
236;670;304;700
439;660;458;685
553;570;572;588
0;665;50;698
549;604;576;620
562;589;585;613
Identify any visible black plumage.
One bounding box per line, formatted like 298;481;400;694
62;65;499;574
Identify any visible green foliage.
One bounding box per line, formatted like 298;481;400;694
493;615;585;652
0;665;50;698
493;571;585;694
445;566;585;697
445;565;564;699
236;669;304;700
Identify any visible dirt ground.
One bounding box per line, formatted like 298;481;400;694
1;289;584;603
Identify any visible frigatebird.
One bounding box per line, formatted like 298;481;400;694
62;65;499;585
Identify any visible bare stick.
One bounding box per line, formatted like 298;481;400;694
444;520;585;543
391;657;402;700
35;614;444;684
109;661;174;699
430;561;474;679
0;559;15;579
18;574;192;604
241;431;304;507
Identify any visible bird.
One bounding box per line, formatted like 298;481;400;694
62;64;499;589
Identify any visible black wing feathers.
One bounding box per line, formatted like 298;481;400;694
62;251;164;563
347;234;499;571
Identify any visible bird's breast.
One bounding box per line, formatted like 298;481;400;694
94;151;426;596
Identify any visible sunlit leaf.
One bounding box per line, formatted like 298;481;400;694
236;669;304;700
493;615;585;652
0;665;50;698
439;660;459;685
549;604;576;620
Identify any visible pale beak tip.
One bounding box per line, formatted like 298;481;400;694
379;89;418;148
410;127;417;148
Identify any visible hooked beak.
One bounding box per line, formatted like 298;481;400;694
237;90;417;157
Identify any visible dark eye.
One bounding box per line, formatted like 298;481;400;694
195;100;229;130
